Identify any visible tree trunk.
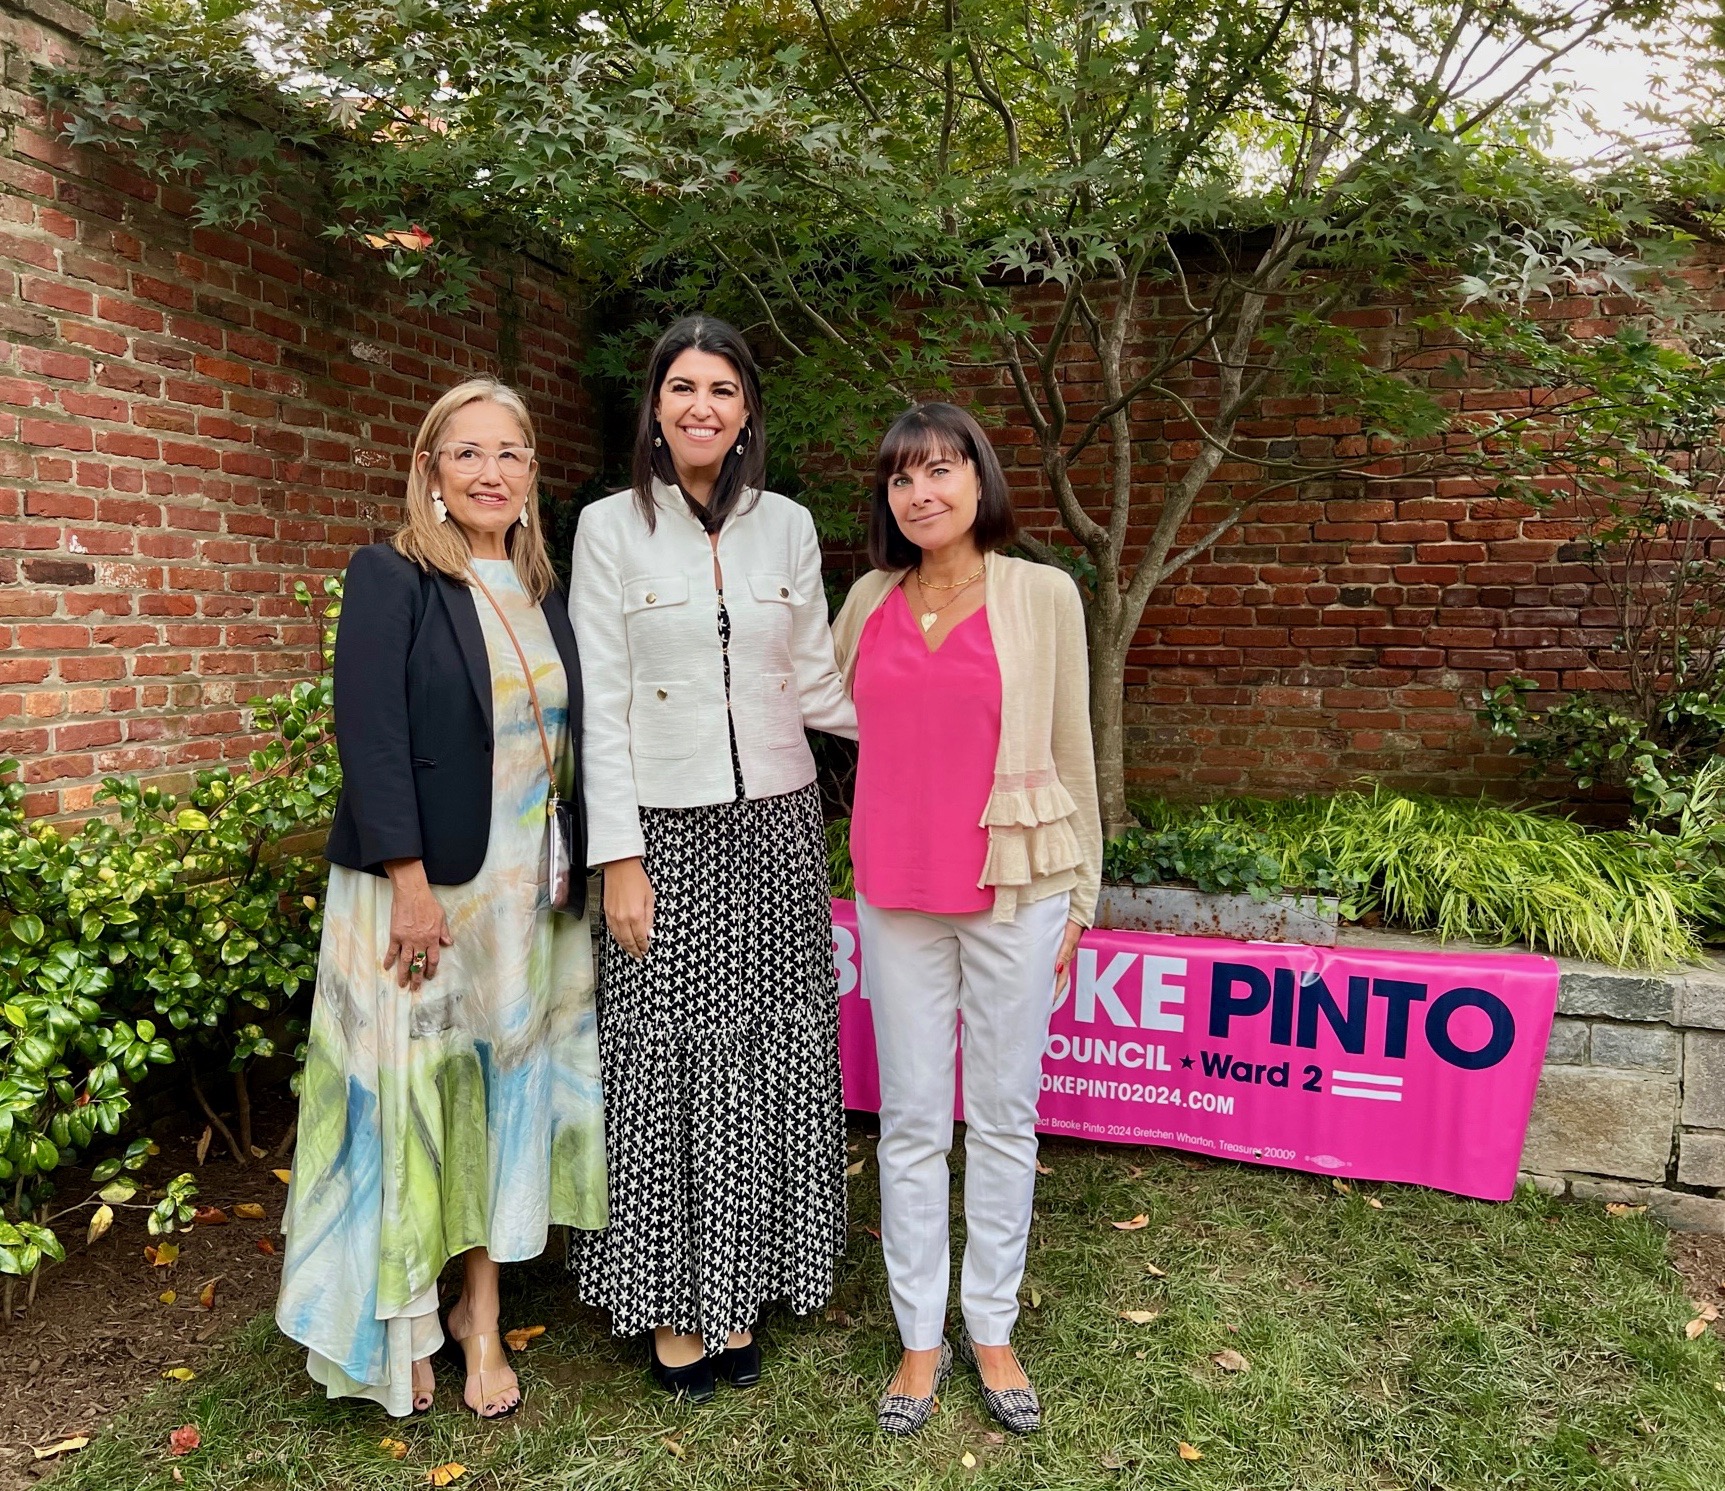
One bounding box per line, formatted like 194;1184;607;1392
1089;619;1133;840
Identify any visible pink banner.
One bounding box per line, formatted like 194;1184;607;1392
833;899;1559;1201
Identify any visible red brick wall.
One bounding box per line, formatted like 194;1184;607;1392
951;264;1723;804
0;0;596;817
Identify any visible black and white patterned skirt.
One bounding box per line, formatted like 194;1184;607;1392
566;781;847;1351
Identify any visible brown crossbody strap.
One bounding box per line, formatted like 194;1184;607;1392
467;569;558;808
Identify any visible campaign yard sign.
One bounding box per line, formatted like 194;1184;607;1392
833;901;1559;1201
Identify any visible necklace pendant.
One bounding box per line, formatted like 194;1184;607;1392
919;611;937;633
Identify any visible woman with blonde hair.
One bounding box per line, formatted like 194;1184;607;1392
832;402;1101;1436
277;378;606;1419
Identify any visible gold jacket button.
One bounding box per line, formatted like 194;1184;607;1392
656;687;668;700
645;591;657;604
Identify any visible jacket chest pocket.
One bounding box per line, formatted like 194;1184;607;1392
745;573;804;748
622;572;693;669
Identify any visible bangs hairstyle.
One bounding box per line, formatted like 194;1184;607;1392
393;377;556;604
868;402;1017;571
632;314;766;533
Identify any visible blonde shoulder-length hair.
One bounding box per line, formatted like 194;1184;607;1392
391;377;557;604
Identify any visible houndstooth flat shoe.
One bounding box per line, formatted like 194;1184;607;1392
956;1329;1041;1434
876;1340;952;1436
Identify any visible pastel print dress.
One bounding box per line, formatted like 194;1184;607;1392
277;557;606;1416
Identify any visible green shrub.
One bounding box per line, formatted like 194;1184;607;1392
1134;790;1718;969
0;578;341;1309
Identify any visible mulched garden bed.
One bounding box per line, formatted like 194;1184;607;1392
0;1090;296;1488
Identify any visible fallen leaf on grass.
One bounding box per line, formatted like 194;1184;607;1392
1100;1451;1126;1470
233;1202;266;1220
1605;1202;1647;1217
171;1471;183;1484
503;1325;545;1351
1366;1197;1384;1210
195;1127;212;1165
426;1463;466;1486
146;1243;179;1267
1035;1159;1053;1175
863;1225;881;1240
1177;1442;1203;1461
249;1144;267;1159
163;1368;196;1382
31;1437;89;1461
1119;1309;1161;1325
1126;1166;1144;1179
825;1306;851;1326
158;1290;177;1305
1028;1287;1042;1309
193;1207;228;1227
845;1160;865;1176
1112;1214;1149;1231
1213;1349;1250;1373
1332;1178;1352;1195
1683;1303;1717;1340
256;1238;277;1256
662;1438;686;1460
167;1425;200;1456
272;1168;293;1185
960;1451;977;1469
88;1204;114;1244
198;1279;219;1310
380;1439;407;1460
1144;1262;1167;1278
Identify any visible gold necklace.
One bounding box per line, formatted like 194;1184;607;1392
916;560;986;590
911;570;983;633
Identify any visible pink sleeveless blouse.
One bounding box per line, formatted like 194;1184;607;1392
850;587;1002;915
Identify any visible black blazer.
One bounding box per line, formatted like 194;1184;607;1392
324;542;586;912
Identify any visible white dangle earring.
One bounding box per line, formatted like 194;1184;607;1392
432;490;448;523
518;505;529;528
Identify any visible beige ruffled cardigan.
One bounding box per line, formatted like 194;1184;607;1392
831;551;1103;926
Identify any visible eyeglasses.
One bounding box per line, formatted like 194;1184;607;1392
438;444;536;478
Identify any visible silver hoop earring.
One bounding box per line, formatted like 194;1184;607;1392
432;494;448;524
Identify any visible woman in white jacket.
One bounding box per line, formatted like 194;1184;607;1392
567;315;856;1401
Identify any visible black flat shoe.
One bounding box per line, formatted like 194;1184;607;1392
649;1339;716;1402
714;1336;762;1387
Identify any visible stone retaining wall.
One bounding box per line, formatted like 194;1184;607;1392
1519;958;1725;1230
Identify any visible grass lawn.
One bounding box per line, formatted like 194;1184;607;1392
48;1126;1725;1490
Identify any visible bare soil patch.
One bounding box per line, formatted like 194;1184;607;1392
1670;1228;1725;1338
0;1091;293;1488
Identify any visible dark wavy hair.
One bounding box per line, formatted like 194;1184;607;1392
631;314;766;533
868;402;1018;571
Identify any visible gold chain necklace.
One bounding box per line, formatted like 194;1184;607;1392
911;568;983;633
916;560;986;590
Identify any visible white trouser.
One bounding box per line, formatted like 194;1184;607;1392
857;891;1068;1351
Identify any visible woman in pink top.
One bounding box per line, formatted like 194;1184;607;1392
833;404;1101;1437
